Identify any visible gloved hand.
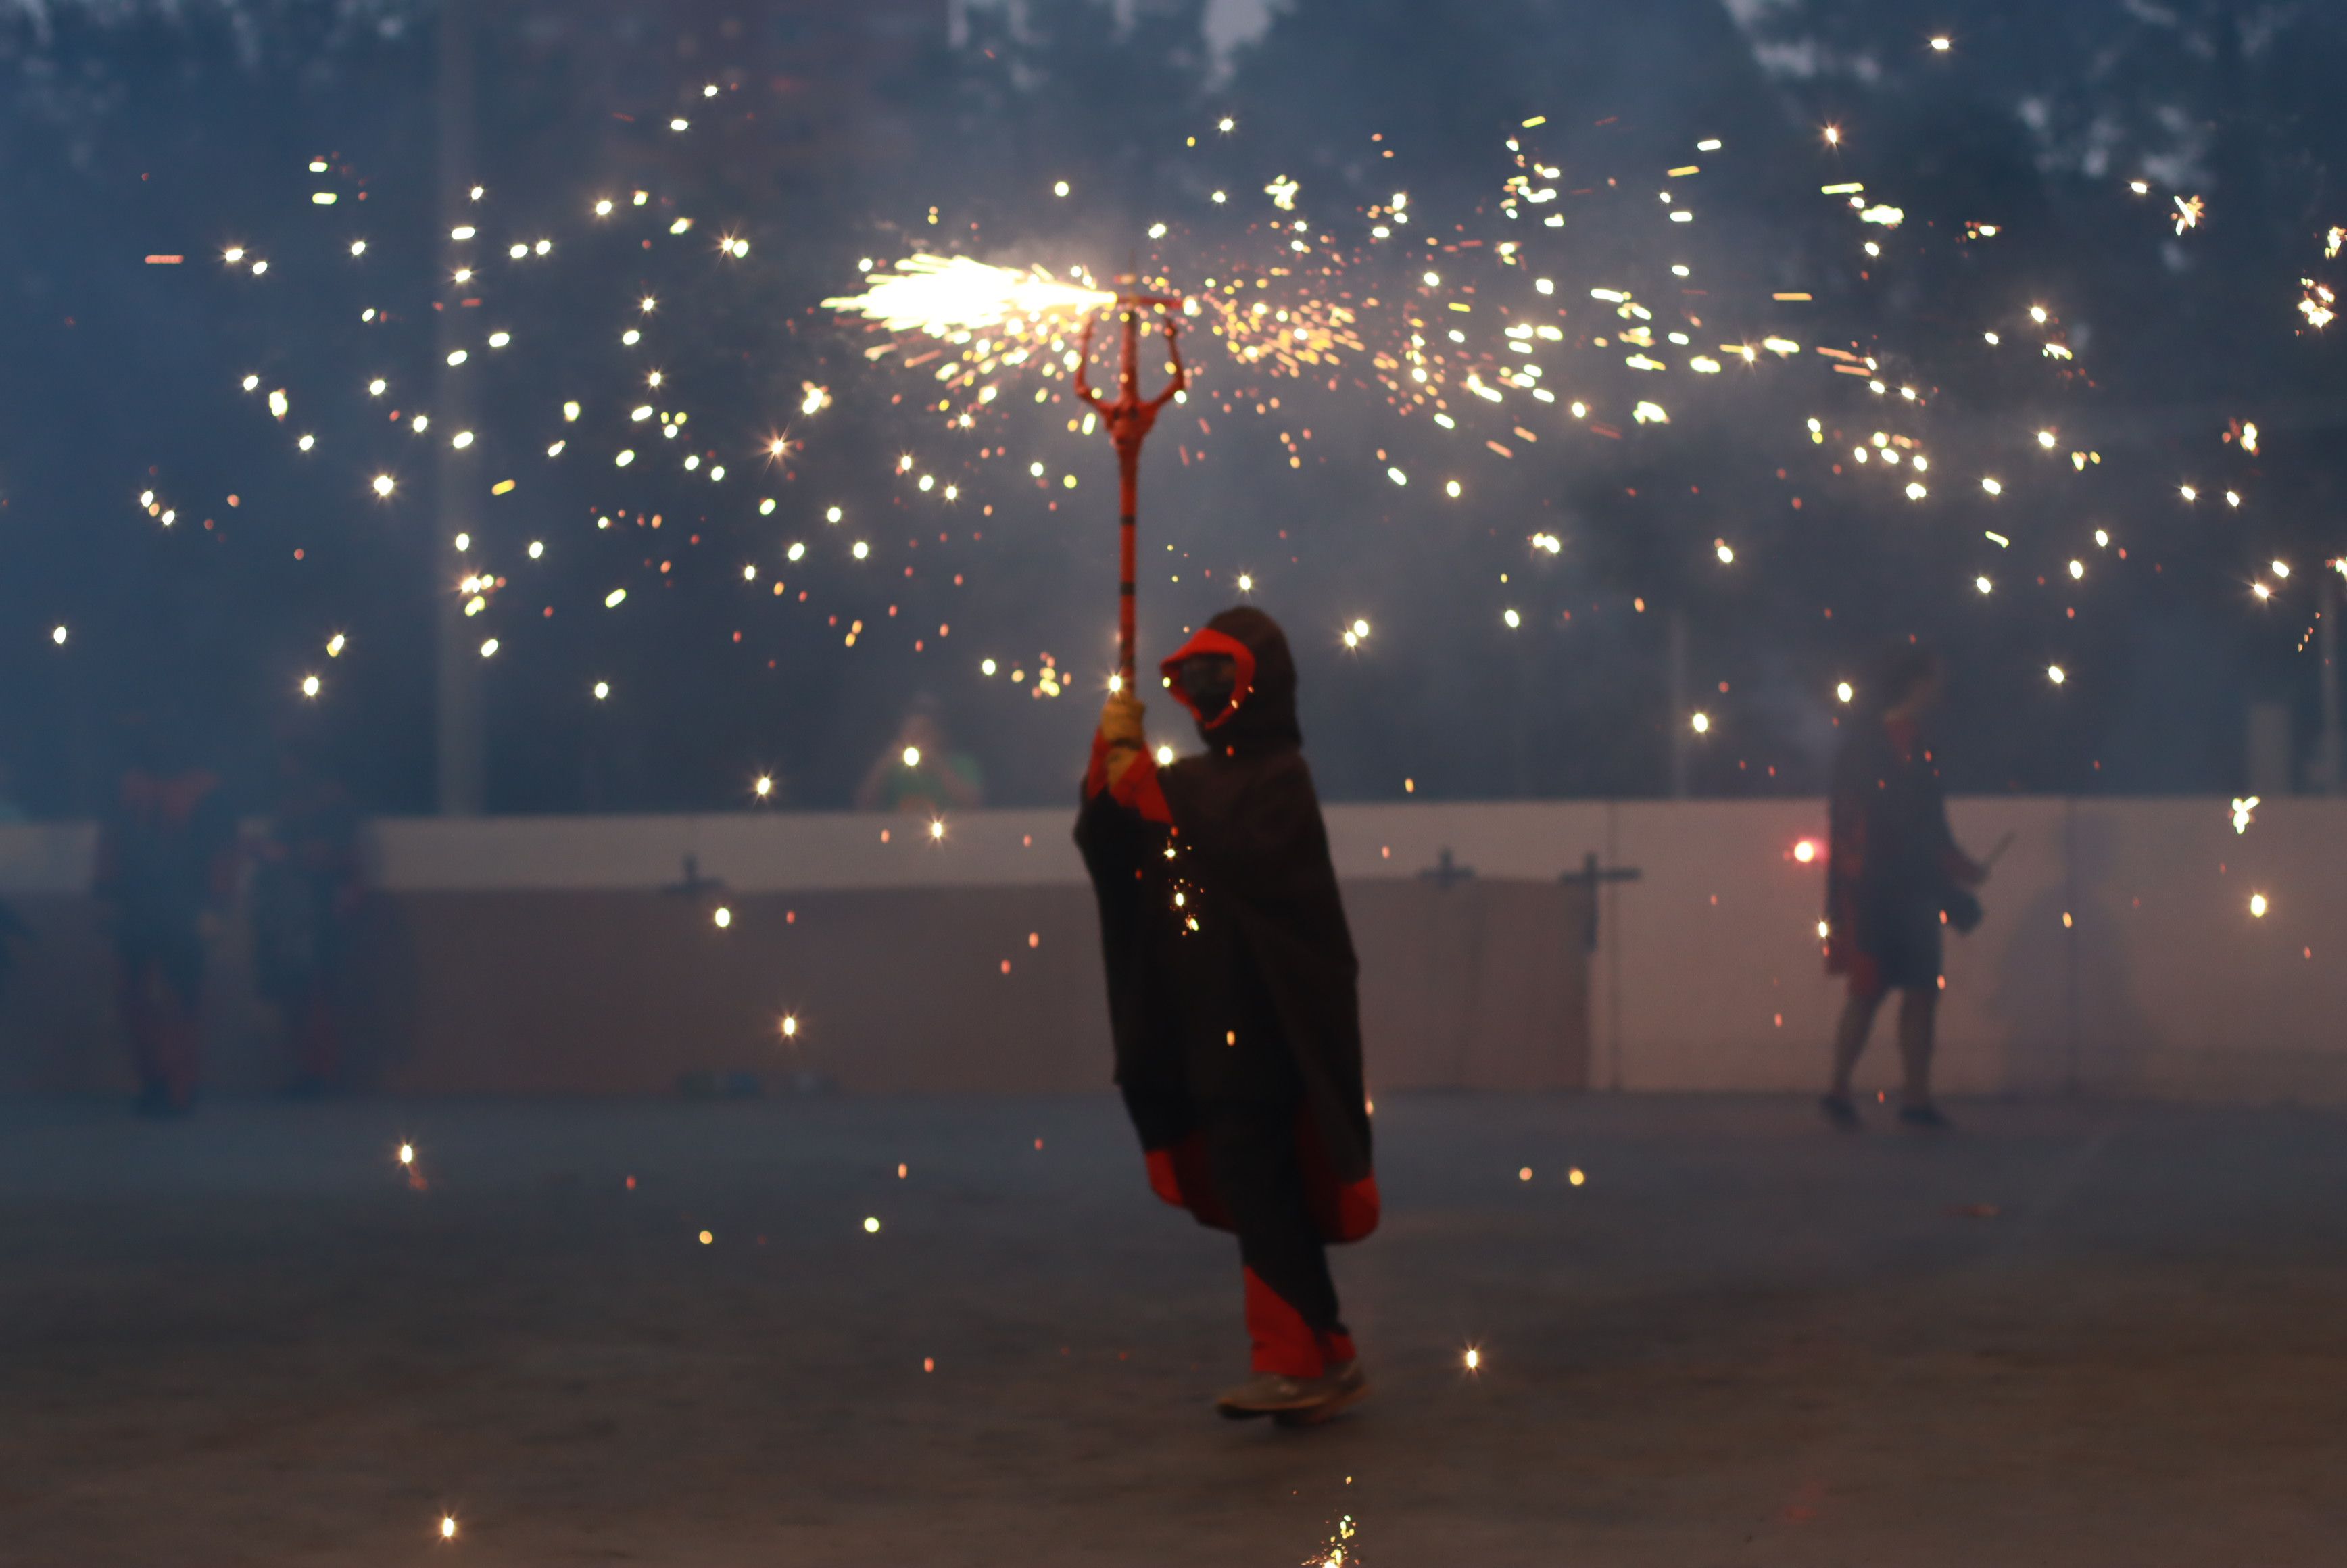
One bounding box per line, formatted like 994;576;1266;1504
1098;691;1145;750
1098;691;1146;790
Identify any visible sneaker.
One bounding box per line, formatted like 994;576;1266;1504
1898;1102;1954;1131
1274;1358;1371;1427
1215;1371;1325;1419
1819;1093;1861;1131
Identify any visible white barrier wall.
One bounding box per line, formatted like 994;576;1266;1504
0;798;2338;1102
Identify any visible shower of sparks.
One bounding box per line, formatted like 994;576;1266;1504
189;80;2327;797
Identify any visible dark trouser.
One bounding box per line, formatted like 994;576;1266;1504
1204;1102;1353;1378
263;966;340;1086
119;937;205;1109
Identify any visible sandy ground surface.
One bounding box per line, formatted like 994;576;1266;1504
3;1092;2346;1567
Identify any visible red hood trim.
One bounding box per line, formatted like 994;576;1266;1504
1158;627;1257;732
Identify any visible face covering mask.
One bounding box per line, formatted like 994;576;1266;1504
1177;654;1239;725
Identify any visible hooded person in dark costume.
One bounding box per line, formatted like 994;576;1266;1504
1820;645;1987;1131
1075;606;1378;1423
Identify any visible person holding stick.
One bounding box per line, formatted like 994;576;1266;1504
1821;645;1989;1131
1076;606;1379;1424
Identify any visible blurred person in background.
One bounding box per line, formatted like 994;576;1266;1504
1820;645;1987;1132
0;761;31;1006
1077;606;1378;1425
0;759;30;824
94;716;237;1116
855;695;984;815
251;740;362;1095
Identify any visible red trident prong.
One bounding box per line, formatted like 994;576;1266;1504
1075;280;1186;689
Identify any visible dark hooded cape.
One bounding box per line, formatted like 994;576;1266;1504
1074;607;1378;1243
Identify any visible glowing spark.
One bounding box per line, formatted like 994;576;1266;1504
2250;893;2269;918
372;474;395;497
1794;839;1818;863
712;906;732;928
1463;1348;1481;1371
2231;796;2258;834
2047;665;2066;685
2173;194;2205;235
823;255;1113;335
301;675;320;698
441;1515;456;1540
863;1216;882;1233
1691;712;1710;734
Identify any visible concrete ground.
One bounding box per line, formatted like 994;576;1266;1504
3;1093;2345;1567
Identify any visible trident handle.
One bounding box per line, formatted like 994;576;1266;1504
1075;296;1185;690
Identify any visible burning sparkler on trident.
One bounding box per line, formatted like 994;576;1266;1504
1074;279;1186;688
824;256;1186;686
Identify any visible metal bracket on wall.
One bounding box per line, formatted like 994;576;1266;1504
1417;847;1478;888
1559;850;1643;952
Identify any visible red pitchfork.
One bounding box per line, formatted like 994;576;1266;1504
1074;279;1186;689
